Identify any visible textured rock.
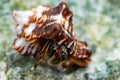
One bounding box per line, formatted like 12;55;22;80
0;0;120;80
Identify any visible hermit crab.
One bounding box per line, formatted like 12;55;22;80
11;2;92;72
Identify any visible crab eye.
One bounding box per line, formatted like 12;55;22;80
48;41;58;57
48;51;54;58
61;50;67;60
48;47;56;58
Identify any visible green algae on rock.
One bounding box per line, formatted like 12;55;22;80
0;0;120;80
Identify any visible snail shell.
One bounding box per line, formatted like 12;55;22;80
12;2;73;54
11;2;92;70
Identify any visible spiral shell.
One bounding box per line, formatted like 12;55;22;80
11;2;92;71
12;2;74;54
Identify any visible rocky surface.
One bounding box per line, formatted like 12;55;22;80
0;0;120;80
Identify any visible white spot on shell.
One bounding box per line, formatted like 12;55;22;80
13;37;39;54
13;11;34;25
24;23;36;36
36;6;46;18
16;24;23;34
21;42;30;54
15;38;26;47
65;21;69;29
53;14;63;24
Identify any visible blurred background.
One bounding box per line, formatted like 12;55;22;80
0;0;120;80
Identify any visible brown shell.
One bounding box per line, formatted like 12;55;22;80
12;2;73;54
11;1;92;71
